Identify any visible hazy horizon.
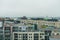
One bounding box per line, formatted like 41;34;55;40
0;0;60;17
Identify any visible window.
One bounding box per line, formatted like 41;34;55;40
23;34;28;40
29;34;32;35
40;36;42;38
34;33;39;40
14;39;18;40
56;33;59;35
29;36;32;38
40;33;44;35
41;39;45;40
14;33;18;35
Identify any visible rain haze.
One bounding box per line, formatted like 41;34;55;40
0;0;60;17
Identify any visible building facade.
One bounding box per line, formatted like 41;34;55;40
20;19;60;28
12;32;45;40
51;31;60;39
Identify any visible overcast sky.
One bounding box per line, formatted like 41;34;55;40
0;0;60;17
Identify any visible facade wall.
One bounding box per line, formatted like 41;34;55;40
20;20;60;28
51;32;60;39
13;32;45;40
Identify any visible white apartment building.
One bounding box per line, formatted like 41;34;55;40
12;32;45;40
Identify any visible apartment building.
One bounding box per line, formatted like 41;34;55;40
0;21;4;40
1;18;59;40
51;31;60;39
3;20;50;40
3;21;15;40
19;19;60;29
12;32;46;40
0;27;3;40
4;24;12;40
3;21;38;40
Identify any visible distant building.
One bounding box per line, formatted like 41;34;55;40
51;31;60;39
1;17;60;40
20;19;60;28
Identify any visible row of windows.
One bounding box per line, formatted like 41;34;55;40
14;33;44;36
14;39;45;40
52;33;60;35
14;33;44;35
18;36;44;38
14;33;45;40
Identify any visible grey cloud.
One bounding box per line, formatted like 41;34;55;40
0;0;60;17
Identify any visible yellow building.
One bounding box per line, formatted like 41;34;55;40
20;19;60;28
